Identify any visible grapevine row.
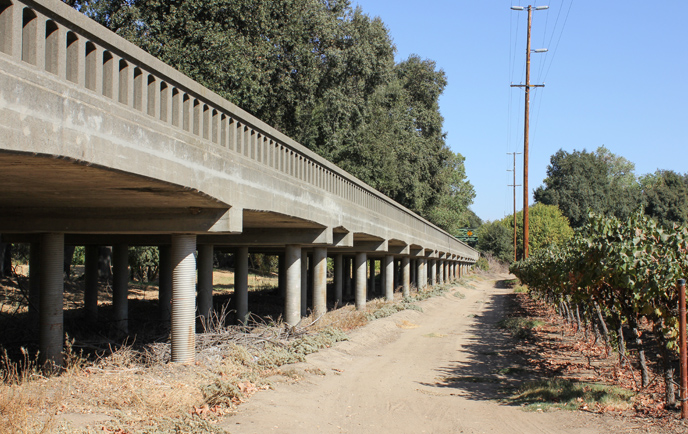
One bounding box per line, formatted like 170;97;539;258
510;211;688;406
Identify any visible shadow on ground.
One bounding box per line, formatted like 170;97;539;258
419;279;550;405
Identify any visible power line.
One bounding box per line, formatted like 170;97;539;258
542;0;574;83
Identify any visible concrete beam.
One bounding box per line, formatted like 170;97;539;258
332;230;354;248
200;228;331;247
331;239;388;253
0;207;232;234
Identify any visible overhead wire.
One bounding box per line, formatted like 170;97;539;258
532;0;574;137
506;0;525;215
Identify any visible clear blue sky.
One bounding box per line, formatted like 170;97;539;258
354;0;688;223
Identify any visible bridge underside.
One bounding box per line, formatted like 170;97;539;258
0;0;477;367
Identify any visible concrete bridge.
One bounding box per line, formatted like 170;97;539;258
0;0;478;366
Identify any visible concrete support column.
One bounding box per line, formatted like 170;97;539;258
439;260;444;285
84;245;99;322
301;250;308;317
368;259;375;297
39;233;64;369
197;244;214;323
313;247;327;317
285;245;301;326
401;256;410;298
355;252;367;310
158;245;172;323
333;254;343;306
343;257;351;299
416;260;423;290
421;259;428;289
29;242;40;324
384;255;394;301
430;260;437;286
278;253;286;299
112;244;129;335
410;259;416;288
234;246;249;324
380;261;385;296
170;234;196;364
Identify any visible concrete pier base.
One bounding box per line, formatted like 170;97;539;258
170;234;196;363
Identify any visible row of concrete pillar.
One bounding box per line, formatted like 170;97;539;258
28;233;472;368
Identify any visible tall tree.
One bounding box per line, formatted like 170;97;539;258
534;147;640;228
642;170;688;227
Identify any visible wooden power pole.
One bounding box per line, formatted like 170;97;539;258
511;4;547;259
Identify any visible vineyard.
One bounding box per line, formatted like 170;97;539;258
510;211;688;408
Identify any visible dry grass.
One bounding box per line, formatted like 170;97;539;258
0;269;475;433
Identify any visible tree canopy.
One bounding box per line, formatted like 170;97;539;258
65;0;476;232
642;170;688;227
534;146;640;228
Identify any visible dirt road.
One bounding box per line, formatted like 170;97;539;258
221;275;637;434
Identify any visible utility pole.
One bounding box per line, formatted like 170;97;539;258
507;152;521;262
510;4;547;259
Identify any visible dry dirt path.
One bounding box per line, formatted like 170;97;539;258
221;274;639;434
